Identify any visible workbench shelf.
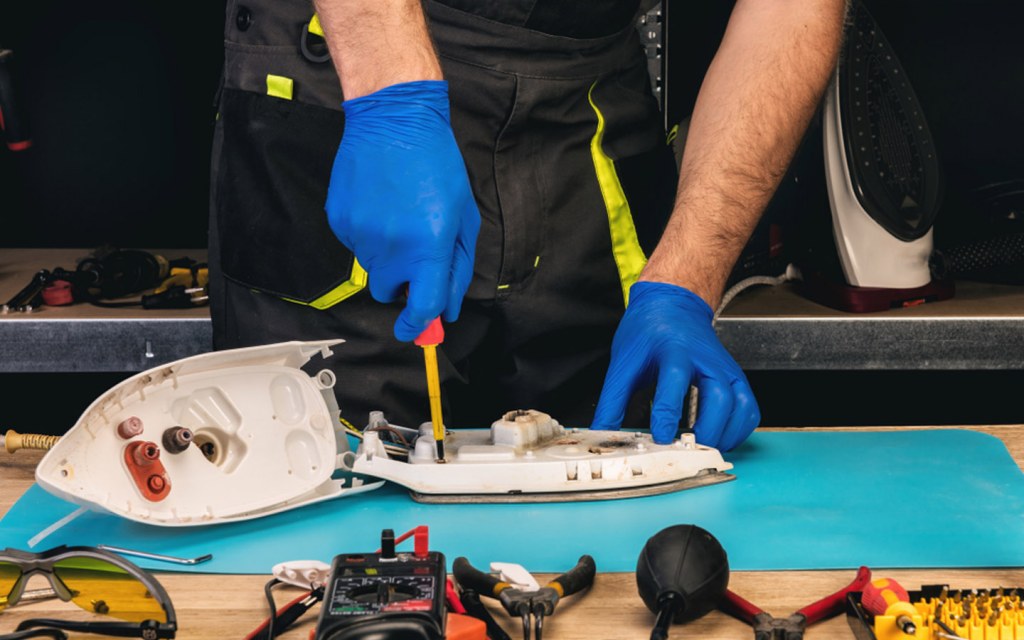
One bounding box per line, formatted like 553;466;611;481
2;249;1023;373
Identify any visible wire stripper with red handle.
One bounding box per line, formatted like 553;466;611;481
721;566;872;640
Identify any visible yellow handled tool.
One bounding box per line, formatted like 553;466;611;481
415;317;446;462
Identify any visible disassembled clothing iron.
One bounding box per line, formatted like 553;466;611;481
36;341;382;526
36;341;734;526
341;409;734;503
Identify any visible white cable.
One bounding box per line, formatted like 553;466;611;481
686;265;799;429
28;506;87;548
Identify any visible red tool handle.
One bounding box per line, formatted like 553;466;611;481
414;316;444;346
796;566;872;625
720;588;766;625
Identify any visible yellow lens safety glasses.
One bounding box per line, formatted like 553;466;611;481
0;546;176;639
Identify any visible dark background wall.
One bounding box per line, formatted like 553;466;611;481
0;2;1021;433
667;1;1024;430
3;1;1021;249
669;1;1024;259
0;0;224;249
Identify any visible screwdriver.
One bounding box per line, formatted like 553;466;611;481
414;317;446;463
862;577;918;636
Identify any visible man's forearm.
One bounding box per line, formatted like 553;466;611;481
313;0;442;99
640;0;847;308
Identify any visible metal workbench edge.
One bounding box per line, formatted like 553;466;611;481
717;315;1024;370
3;313;1023;373
0;317;213;372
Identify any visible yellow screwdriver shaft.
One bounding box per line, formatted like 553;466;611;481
421;344;445;462
414;317;447;462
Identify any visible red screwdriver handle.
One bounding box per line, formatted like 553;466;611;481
414;317;444;346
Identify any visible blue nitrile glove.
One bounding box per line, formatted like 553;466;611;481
591;281;760;450
326;80;481;341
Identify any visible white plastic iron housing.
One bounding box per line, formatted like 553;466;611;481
36;340;380;526
342;410;734;502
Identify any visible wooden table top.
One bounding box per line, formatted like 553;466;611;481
2;426;1023;639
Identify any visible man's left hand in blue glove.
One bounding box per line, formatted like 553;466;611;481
591;281;758;450
590;0;847;451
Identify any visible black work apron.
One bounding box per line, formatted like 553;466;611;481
209;0;677;430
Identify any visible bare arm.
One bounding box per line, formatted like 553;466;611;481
312;0;442;99
640;0;848;307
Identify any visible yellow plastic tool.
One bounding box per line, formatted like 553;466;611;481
415;317;446;462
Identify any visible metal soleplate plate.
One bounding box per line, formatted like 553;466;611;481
408;469;735;504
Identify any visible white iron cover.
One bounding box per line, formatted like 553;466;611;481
36;341;379;526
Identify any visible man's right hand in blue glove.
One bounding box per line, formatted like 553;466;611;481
325;80;481;341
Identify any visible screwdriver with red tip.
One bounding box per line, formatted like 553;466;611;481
414;317;446;462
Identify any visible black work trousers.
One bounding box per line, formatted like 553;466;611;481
209;0;678;430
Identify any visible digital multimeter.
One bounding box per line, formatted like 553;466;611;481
314;529;446;640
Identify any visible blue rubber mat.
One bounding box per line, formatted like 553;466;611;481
1;430;1022;574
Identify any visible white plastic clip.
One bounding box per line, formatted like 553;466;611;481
490;562;540;591
272;560;332;589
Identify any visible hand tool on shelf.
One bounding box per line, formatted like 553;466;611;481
152;265;209;293
721;565;871;640
75;248;169;300
2;269;49;313
143;264;210;308
415;316;447;462
3;250;208;312
452;555;596;640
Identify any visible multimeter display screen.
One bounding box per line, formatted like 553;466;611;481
327;563;437;616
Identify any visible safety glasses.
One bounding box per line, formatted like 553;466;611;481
0;546;176;639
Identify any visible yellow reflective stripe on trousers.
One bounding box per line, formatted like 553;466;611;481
587;84;647;306
309;14;325;37
266;75;294;100
666;123;680;146
280;258;368;310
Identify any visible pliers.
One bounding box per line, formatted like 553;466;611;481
720;566;871;640
452;555;596;640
